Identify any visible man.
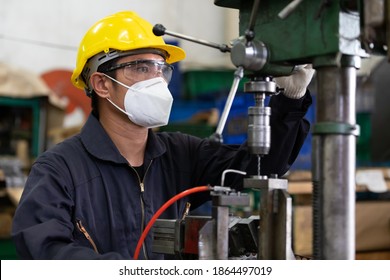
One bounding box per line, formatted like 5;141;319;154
11;11;314;259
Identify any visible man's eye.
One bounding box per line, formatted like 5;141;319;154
135;66;149;73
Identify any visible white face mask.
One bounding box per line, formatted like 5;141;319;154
104;75;173;128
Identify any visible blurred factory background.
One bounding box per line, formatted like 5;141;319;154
1;0;390;260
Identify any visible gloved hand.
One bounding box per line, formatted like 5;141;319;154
275;64;315;99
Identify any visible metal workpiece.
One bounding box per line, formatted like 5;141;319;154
209;190;251;259
244;175;287;190
211;192;250;206
312;57;358;260
244;176;293;259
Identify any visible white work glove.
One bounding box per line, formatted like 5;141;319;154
275;64;315;99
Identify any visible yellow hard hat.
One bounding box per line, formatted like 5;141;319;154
71;11;186;91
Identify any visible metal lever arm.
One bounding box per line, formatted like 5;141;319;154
209;66;244;143
245;0;261;41
153;24;231;53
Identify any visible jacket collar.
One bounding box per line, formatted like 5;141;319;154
80;114;167;164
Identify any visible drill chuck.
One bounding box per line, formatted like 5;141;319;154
248;105;271;155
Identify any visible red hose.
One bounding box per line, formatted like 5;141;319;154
133;186;210;260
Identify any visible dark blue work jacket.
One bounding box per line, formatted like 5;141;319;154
11;92;312;259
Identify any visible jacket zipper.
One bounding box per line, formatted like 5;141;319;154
131;159;153;259
76;220;99;253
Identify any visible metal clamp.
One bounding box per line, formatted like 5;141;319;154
312;122;360;137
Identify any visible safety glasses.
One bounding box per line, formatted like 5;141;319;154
103;60;174;83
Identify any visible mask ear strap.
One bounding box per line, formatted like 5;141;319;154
103;73;130;89
106;97;131;117
103;74;134;119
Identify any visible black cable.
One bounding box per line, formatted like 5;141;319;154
0;34;77;51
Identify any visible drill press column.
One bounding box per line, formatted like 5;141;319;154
312;55;360;260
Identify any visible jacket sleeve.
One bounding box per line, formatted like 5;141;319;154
261;89;312;175
11;160;124;260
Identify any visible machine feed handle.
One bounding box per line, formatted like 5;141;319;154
210;66;244;143
153;24;231;53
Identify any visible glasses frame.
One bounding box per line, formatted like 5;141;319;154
103;59;174;83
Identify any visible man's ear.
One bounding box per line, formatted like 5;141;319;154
90;72;110;98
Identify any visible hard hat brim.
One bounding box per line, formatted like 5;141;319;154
152;44;186;64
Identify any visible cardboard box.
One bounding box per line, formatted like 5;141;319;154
293;202;390;256
289;169;390;259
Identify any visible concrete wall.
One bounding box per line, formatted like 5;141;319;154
0;0;239;75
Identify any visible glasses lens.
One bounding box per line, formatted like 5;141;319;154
123;60;173;83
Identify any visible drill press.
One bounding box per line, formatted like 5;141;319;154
152;0;297;260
